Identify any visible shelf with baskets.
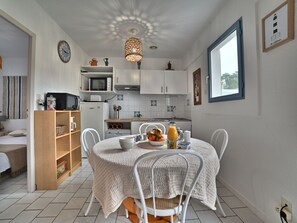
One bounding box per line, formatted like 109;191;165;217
34;110;82;190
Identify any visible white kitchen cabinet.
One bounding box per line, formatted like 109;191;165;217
115;69;140;86
164;71;188;94
140;70;164;94
140;70;187;94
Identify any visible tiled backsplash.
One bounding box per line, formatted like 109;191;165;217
107;91;191;119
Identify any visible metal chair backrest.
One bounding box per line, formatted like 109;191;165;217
139;122;166;135
210;129;228;160
81;128;100;158
133;150;204;223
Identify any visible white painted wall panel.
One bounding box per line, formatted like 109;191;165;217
183;0;297;222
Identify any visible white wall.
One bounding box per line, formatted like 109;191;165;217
0;0;88;192
0;0;88;106
184;0;297;222
84;57;184;70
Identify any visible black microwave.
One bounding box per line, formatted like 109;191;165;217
90;77;112;91
45;92;80;110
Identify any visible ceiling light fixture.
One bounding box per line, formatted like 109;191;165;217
125;28;143;62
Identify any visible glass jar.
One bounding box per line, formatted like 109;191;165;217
167;122;178;149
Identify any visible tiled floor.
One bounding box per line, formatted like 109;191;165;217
0;159;263;223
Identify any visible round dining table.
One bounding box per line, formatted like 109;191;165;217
90;136;220;218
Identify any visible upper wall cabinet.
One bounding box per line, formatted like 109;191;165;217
115;69;140;86
80;66;115;94
140;70;187;95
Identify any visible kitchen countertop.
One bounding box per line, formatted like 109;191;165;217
105;118;191;122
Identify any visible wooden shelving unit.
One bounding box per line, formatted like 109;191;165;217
34;110;81;190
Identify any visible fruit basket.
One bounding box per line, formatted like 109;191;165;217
147;128;166;146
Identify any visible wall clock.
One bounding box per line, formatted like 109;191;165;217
57;40;71;63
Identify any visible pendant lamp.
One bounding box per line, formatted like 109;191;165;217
125;37;143;62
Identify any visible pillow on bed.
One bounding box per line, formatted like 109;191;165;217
8;129;27;137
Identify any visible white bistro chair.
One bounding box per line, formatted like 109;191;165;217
210;128;229;217
80;128;100;216
133;150;204;223
139;122;166;135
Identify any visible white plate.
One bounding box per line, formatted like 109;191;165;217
148;140;165;146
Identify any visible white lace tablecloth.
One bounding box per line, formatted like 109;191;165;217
90;136;220;218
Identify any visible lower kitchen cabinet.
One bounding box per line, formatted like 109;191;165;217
34;110;81;190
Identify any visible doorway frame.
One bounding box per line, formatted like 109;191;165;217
0;10;36;192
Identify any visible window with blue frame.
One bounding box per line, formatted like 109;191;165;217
207;18;244;102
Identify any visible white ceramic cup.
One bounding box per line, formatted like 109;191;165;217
119;136;134;151
184;130;191;143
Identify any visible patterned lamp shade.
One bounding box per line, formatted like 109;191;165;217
125;37;143;62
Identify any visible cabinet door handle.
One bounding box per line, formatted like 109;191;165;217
166;86;168;92
89;107;95;109
117;77;119;83
161;86;163;93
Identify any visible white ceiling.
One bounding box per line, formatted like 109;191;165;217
35;0;228;59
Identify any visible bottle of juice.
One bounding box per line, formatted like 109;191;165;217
167;122;178;149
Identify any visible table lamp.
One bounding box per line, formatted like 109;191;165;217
0;115;7;130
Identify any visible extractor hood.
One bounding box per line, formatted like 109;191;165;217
114;85;140;91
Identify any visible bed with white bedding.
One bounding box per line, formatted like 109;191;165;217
0;135;27;176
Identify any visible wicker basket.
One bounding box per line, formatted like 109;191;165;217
57;161;67;178
56;125;66;136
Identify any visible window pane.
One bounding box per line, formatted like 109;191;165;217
208;18;244;102
211;31;239;97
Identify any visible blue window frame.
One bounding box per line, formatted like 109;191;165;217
207;18;245;102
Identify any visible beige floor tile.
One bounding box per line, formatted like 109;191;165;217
38;203;66;217
0;198;18;212
52;193;74;203
185;205;198;220
217;187;234;197
62;184;81;193
115;216;131;223
95;209;117;223
27;197;54;210
53;209;80;223
10;210;40;223
73;189;92;198
0;185;23;195
233;208;263;223
41;189;62;198
6;188;27;199
220;216;244;223
196;210;221;223
31;217;55;223
0;219;10;223
222;196;246;208
79;181;92;189
16;193;42;204
0;203;29;219
78;202;100;216
64;197;87;209
190;198;210;211
71;178;86;185
74;216;96;223
184;220;201;223
215;203;236;217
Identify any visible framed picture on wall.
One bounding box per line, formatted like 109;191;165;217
193;68;201;105
262;0;294;52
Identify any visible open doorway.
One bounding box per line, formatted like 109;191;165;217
0;11;35;192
